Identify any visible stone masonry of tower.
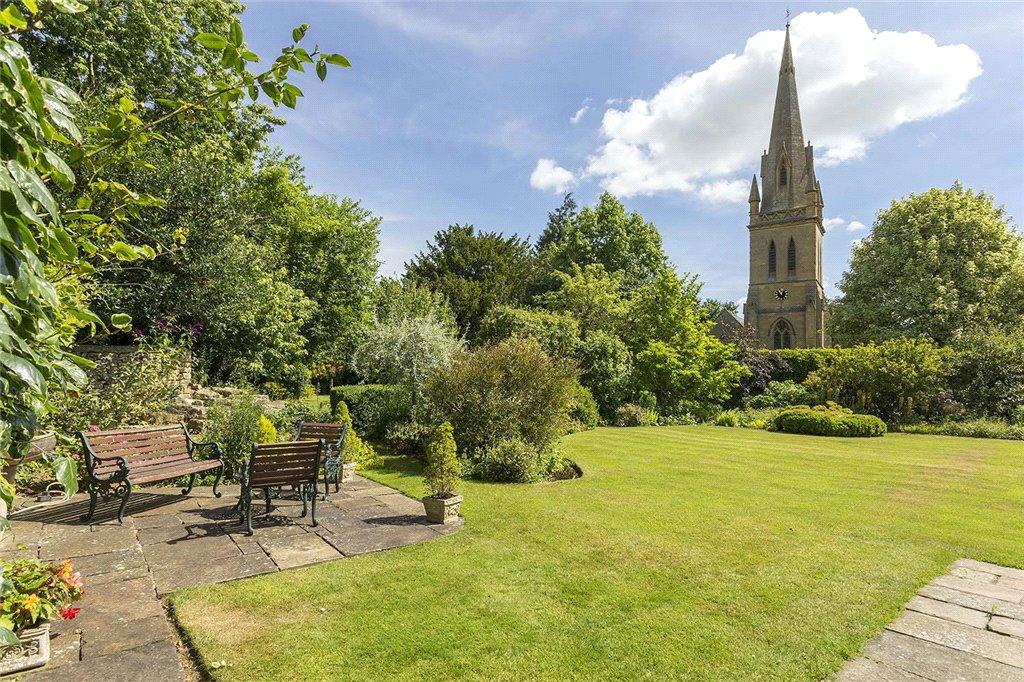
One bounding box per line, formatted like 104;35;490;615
742;24;827;349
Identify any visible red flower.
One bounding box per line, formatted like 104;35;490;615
60;607;80;620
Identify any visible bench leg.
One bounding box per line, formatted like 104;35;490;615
310;486;318;528
300;486;308;518
116;481;132;524
181;473;197;496
241;488;254;535
81;488;98;522
323;468;330;501
263;487;271;514
212;465;223;498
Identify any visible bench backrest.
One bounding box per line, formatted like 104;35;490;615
295;422;347;449
246;440;323;489
79;424;191;477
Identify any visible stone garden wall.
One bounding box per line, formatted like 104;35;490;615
73;344;193;389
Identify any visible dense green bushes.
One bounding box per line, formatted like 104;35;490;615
805;338;950;422
775;349;835;384
425;338;577;458
745;380;815;409
897;419;1024;441
567;385;600;430
614;404;658;427
329;385;409;440
477;438;543;483
949;329;1024;421
769;405;887;438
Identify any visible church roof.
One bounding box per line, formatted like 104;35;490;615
768;25;805;165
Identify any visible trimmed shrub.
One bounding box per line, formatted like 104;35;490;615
424;423;461;497
478;438;542;483
425;338;576;458
1015;406;1024;428
267;398;332;434
256;415;277;444
568;384;600;430
329;384;410;439
769;405;886;438
746;380;815;409
614;404;658;427
898;419;1024;441
714;411;740;427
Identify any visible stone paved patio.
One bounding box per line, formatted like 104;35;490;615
839;559;1024;681
1;476;461;680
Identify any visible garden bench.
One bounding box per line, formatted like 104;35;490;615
78;423;224;523
294;421;348;499
239;440;324;535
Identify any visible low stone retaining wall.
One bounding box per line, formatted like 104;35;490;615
160;385;286;433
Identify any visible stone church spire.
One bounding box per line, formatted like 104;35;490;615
759;25;821;214
742;21;828;349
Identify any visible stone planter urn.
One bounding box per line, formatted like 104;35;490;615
341;461;356;483
0;623;50;675
423;495;462;524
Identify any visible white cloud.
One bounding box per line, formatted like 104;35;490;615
574;8;981;200
697;179;750;204
824;216;846;230
530;158;576;193
846;220;867;232
570;99;592;124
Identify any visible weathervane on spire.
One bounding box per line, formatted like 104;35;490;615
785;7;791;28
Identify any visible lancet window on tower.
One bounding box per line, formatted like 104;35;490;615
787;238;796;278
779;162;787;187
768;240;777;280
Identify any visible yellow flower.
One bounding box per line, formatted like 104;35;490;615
20;595;40;612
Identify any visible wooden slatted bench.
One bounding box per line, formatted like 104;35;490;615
294;421;348;499
239;440;324;535
78;424;224;523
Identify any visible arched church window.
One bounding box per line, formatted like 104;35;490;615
768;241;777;280
779;163;787;187
771;319;794;349
787;238;796;277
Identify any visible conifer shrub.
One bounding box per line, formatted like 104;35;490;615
424;423;461;498
331;398;379;466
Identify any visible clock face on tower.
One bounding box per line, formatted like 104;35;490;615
775;287;789;303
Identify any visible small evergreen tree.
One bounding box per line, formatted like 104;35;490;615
424;423;461;498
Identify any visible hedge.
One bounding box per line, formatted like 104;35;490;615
769;405;886;437
328;384;409;439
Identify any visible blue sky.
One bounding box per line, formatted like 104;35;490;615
242;2;1023;304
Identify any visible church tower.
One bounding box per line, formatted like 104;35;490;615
743;24;827;348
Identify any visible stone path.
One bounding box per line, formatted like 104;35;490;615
2;476;461;680
839;559;1024;681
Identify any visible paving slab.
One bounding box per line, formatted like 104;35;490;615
5;475;459;679
842;560;1024;679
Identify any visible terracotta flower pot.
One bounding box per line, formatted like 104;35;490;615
422;495;462;524
0;623;50;675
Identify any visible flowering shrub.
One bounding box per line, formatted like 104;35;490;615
0;559;84;642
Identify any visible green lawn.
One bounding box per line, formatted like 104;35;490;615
171;426;1024;680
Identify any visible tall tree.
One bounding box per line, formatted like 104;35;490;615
405;225;537;336
830;184;1024;345
536;192;577;252
539;192;668;293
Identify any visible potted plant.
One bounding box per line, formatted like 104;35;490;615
0;558;84;674
422;422;462;524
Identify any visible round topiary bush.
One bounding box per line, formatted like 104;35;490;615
714;411;740;427
769;405;886;437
